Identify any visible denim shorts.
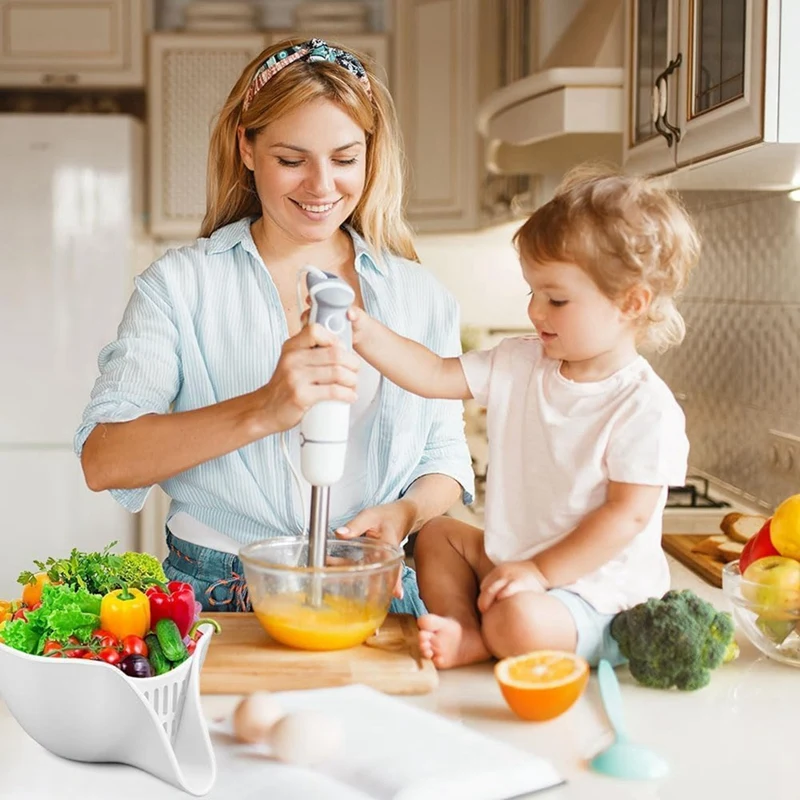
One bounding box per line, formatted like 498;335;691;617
548;588;626;667
163;530;428;618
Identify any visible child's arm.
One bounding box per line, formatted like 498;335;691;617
478;482;663;612
532;481;665;587
348;307;472;400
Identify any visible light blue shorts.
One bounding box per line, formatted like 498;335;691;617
548;588;626;667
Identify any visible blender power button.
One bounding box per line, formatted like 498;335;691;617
326;315;345;334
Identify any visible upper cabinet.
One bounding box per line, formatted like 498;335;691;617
148;34;267;240
624;0;680;174
624;0;800;188
392;0;524;232
674;0;762;167
392;0;484;232
0;0;151;87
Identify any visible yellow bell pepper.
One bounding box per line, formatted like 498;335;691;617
100;586;151;640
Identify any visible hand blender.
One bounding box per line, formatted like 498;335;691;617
300;268;356;606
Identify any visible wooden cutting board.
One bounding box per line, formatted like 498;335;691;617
661;533;727;588
199;612;438;696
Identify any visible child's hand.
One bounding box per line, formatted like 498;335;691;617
477;560;548;614
346;306;370;346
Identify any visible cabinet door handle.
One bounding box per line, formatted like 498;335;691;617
653;77;672;145
653;53;682;147
41;73;79;86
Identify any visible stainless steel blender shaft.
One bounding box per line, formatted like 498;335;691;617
307;485;330;606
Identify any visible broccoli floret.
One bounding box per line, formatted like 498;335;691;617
117;551;167;589
610;589;737;691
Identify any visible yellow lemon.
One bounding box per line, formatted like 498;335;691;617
770;494;800;560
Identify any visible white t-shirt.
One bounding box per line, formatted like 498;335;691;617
460;336;688;614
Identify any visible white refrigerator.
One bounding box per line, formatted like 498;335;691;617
0;114;141;598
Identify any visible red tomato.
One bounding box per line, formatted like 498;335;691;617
27;602;41;612
186;639;197;655
11;608;28;622
66;636;87;659
98;647;122;666
121;635;148;659
92;629;119;649
82;652;100;660
42;640;64;657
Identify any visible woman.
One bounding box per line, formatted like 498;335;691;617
75;38;474;615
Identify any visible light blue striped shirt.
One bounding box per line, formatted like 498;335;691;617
75;218;475;544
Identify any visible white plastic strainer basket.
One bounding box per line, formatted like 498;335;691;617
0;621;217;796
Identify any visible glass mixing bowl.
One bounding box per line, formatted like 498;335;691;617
239;536;404;651
722;560;800;667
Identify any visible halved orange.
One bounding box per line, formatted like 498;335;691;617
494;650;589;721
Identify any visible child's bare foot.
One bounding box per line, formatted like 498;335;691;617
417;614;490;669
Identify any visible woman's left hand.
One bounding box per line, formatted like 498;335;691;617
335;500;417;599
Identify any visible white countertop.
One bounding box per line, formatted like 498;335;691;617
0;557;793;800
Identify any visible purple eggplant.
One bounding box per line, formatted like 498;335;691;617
120;653;153;678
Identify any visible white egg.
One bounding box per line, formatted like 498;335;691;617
269;710;345;767
232;691;284;744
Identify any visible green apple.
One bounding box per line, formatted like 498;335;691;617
742;555;800;619
755;616;796;644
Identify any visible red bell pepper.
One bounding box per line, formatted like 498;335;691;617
145;581;196;638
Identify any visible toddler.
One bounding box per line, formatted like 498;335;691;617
346;166;700;669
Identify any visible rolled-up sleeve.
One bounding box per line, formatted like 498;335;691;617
74;264;182;512
401;292;475;505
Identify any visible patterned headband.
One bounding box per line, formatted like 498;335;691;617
242;38;372;112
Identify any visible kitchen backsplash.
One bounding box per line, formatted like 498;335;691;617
650;190;800;511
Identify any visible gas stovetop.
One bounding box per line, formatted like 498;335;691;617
666;476;732;509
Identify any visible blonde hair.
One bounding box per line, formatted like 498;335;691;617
201;38;417;262
513;164;700;353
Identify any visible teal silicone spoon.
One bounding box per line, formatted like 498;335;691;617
590;660;669;781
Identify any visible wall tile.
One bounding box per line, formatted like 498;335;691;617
651;189;800;509
744;195;800;303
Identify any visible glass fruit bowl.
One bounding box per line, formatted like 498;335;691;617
239;536;403;651
722;560;800;667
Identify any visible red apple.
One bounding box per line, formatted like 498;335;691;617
739;518;780;573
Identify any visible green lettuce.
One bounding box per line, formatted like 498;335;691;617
1;583;102;655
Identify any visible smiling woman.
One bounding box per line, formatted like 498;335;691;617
74;38;474;617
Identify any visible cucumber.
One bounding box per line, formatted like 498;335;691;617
145;633;172;676
154;618;188;662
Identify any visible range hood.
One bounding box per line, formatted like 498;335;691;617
477;0;625;176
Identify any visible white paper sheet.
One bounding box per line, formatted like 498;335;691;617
207;685;564;799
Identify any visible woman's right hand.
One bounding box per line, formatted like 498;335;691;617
253;323;360;434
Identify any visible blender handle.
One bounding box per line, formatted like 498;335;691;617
300;270;355;487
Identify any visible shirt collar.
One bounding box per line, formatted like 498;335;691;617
346;226;386;276
205;218;253;255
205;218;387;276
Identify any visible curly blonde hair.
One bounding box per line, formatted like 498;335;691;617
513;165;700;353
201;38;417;262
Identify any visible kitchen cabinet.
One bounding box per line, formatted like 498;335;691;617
623;0;680;174
392;0;483;232
624;0;800;187
393;0;526;232
148;34;267;239
674;0;763;167
0;0;151;87
624;0;761;174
